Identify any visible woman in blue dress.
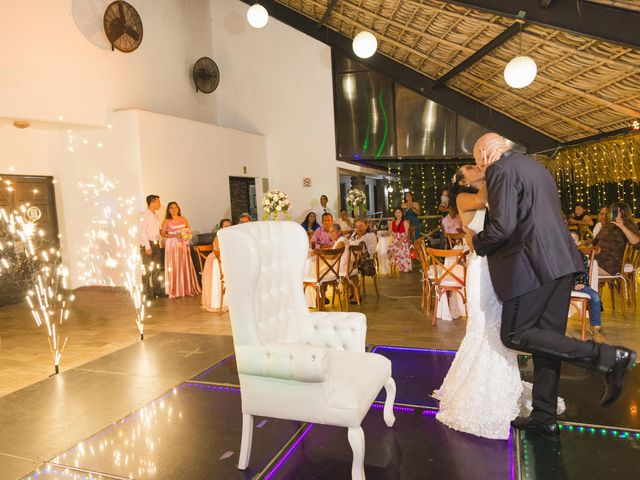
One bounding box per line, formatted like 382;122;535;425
401;191;421;241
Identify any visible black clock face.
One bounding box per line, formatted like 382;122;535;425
104;1;143;53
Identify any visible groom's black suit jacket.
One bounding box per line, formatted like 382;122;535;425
473;151;584;302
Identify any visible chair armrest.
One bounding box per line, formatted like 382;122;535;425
235;344;329;383
300;312;367;353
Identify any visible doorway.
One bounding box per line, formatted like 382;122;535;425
0;175;59;306
228;177;257;223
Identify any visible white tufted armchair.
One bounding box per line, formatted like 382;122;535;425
218;221;396;480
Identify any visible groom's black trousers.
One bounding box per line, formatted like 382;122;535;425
500;274;618;423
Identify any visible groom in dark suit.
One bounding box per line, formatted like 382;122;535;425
467;133;636;440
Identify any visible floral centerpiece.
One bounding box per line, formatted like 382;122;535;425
262;189;292;220
346;188;367;216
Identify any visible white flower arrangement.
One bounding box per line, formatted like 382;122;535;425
262;189;292;220
346;188;367;210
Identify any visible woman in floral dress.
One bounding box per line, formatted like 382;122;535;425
387;207;412;272
161;201;201;298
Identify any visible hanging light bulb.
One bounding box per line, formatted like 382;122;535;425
247;3;268;29
504;55;537;88
352;31;377;59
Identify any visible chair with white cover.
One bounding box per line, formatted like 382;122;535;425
218;221;396;480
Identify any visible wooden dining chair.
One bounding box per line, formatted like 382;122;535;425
623;244;640;308
414;238;433;320
343;243;364;311
303;246;345;311
598;243;632;318
445;232;466;249
570;246;598;340
426;247;467;326
360;250;379;299
194;244;213;274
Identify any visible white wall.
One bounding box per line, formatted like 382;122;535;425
137;110;267;233
211;0;339;220
1;109;267;287
0;0;216;126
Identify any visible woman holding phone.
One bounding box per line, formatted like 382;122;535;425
593;202;640;276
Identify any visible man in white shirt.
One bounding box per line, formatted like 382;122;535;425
314;194;333;220
350;218;377;256
138;194;165;297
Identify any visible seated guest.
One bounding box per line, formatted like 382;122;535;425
568;202;593;239
336;208;354;231
437;188;450;215
301;212;321;232
311;212;334;249
202;218;232;312
441;207;464;247
592;206;610;239
238;213;251;224
594;202;640;275
349;217;377;256
570;231;604;344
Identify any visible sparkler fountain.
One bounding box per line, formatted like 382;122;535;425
77;173;152;341
0;177;74;375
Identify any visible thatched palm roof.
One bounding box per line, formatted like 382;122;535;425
269;0;640;147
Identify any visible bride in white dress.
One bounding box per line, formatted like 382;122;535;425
434;165;522;440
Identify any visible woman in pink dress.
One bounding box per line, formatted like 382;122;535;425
387;207;412;272
161;202;201;298
201;218;232;312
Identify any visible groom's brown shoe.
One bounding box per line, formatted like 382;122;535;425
600;347;637;407
511;416;560;441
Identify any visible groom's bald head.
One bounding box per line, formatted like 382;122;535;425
473;133;509;171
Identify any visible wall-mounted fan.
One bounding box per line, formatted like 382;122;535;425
103;1;143;53
192;57;220;94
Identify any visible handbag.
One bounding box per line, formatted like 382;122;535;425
357;246;376;276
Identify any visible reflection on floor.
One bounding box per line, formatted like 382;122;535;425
6;341;638;480
3;270;637;399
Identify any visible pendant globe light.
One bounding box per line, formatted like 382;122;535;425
247;3;269;29
504;56;537;88
352;31;377;59
504;24;536;88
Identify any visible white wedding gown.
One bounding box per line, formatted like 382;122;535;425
434;209;522;440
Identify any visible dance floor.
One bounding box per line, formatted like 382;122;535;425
1;333;638;480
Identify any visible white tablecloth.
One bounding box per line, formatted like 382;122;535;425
376;235;391;275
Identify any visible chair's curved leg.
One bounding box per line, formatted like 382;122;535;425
373;274;379;297
383;377;396;427
238;414;253;470
347;426;366;480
